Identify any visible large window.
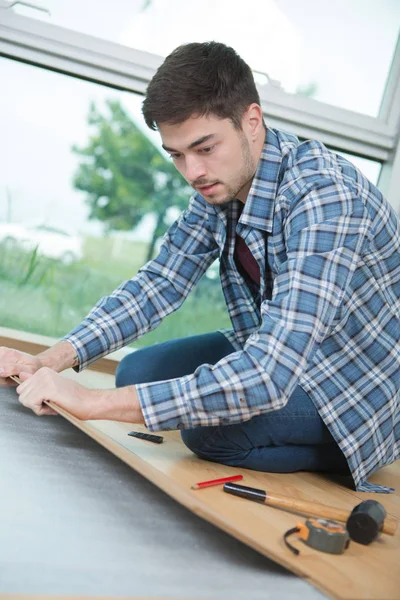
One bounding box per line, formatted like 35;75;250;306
0;57;230;343
14;0;400;117
0;0;398;345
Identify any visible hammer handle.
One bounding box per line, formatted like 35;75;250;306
265;492;352;522
264;492;397;535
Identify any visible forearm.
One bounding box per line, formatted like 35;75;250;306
37;340;79;373
89;385;145;423
14;366;145;424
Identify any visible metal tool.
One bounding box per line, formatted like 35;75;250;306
284;518;350;555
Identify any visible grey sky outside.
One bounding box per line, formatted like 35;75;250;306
1;0;399;238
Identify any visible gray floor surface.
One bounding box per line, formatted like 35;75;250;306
0;386;327;599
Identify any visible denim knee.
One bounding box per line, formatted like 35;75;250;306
180;428;215;456
115;352;146;387
115;357;129;388
181;426;248;463
116;332;235;389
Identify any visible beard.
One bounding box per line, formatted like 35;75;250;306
206;132;257;204
225;132;256;201
193;132;257;205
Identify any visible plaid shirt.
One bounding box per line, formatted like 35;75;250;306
65;128;400;493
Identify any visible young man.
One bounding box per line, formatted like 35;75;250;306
0;42;399;493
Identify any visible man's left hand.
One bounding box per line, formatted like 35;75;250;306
15;367;145;424
16;367;97;419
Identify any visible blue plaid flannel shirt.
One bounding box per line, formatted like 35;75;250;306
65;128;400;493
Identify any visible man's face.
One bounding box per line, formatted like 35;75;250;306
159;114;258;205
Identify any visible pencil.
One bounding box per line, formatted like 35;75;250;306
191;474;243;490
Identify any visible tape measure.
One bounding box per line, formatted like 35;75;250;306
284;518;350;555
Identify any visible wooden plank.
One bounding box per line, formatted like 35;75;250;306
43;369;400;600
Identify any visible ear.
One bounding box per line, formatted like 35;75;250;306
242;103;264;140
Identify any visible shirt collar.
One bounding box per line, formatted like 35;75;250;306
211;127;298;232
239;127;297;232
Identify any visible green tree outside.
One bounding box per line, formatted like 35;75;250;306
72;100;192;261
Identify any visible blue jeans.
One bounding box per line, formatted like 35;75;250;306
116;332;349;475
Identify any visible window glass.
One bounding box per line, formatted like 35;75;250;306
342;155;382;188
0;58;230;345
329;151;382;187
13;0;400;116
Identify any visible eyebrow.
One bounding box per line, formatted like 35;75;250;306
162;134;216;153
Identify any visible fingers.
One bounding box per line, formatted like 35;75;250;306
38;404;58;416
0;347;41;383
0;364;36;382
13;367;89;420
18;371;33;383
17;390;54;416
0;376;18;387
2;358;60;418
15;367;52;416
0;348;26;376
0;366;16;384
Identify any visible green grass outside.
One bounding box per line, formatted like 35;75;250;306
0;236;231;349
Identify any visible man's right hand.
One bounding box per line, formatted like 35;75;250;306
0;347;42;386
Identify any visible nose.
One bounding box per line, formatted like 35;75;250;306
184;154;207;183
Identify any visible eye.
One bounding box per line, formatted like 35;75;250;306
169;153;182;160
199;145;215;154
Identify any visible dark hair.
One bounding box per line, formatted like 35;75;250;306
142;41;261;131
